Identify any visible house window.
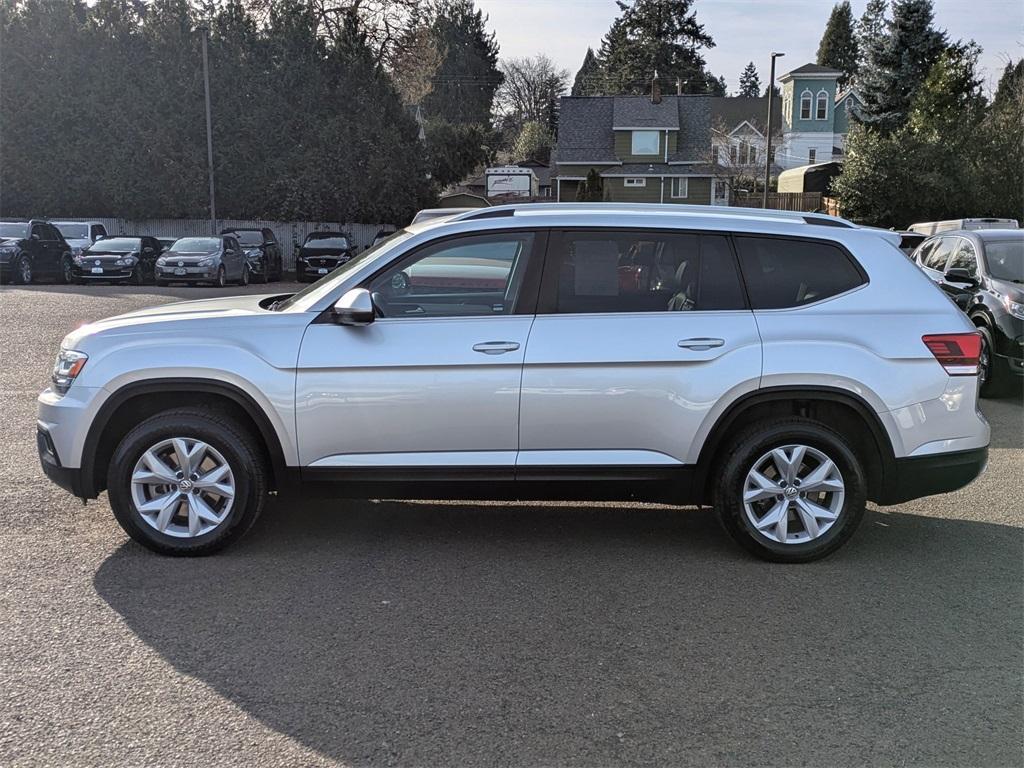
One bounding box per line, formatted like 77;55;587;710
808;148;817;164
800;90;812;120
670;178;688;198
631;130;660;155
730;144;738;164
713;145;721;163
624;178;647;187
816;90;828;120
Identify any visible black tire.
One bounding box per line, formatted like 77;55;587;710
714;417;867;563
14;255;32;285
61;256;75;285
216;265;226;287
257;261;268;284
978;325;1014;398
238;263;250;286
106;407;268;556
133;266;145;286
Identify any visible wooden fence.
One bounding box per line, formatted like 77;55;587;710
731;192;824;212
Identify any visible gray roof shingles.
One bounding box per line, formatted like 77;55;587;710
554;97;617;163
612;96;680;129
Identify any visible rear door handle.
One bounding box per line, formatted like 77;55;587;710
473;341;520;355
678;337;725;350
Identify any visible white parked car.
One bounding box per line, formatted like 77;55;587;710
52;220;109;258
38;204;989;561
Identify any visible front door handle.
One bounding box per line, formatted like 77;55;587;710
678;337;725;350
473;341;520;355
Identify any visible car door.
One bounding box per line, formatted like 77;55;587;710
222;236;241;280
517;228;761;478
30;223;58;276
295;230;543;473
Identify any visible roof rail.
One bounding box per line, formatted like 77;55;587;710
452;202;858;228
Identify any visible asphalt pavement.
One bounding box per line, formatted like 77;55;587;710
1;283;1021;767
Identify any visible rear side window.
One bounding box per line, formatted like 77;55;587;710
544;230;746;314
922;238;955;271
735;236;865;309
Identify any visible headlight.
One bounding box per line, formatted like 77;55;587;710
156;257;167;266
1004;296;1024;320
245;248;261;257
52;349;88;395
197;258;213;267
0;246;17;259
114;254;138;266
73;252;86;263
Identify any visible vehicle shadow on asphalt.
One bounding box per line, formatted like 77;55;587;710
93;500;1023;767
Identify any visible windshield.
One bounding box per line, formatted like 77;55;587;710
169;237;220;255
229;231;263;246
86;237;140;252
274;230;414;312
304;235;350;249
55;223;89;239
0;223;29;239
985;240;1024;283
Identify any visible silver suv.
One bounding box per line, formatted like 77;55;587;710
37;204;990;562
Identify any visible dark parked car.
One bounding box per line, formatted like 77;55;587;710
220;227;282;283
0;220;73;284
155;235;249;286
295;231;357;282
71;235;163;285
912;229;1024;396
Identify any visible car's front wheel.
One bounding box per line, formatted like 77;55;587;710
238;263;250;286
978;325;1013;398
714;418;867;563
15;255;32;285
61;256;75;284
107;407;268;555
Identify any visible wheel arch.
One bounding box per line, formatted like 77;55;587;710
81;378;289;498
694;386;896;504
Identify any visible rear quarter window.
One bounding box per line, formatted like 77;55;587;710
735;236;866;309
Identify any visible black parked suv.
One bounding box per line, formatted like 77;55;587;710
912;229;1024;396
0;220;73;284
295;231;357;282
71;235;163;285
220;227;282;283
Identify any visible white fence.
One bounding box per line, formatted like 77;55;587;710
16;217;392;271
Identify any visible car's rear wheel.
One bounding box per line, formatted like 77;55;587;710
714;418;867;563
107;407;267;556
978;325;1013;398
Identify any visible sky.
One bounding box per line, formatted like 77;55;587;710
475;0;1024;95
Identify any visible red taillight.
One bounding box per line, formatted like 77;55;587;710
922;332;982;376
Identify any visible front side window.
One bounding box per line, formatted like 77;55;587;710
369;232;535;318
922;238;955;271
816;91;828;120
543;231;745;314
670;178;688;198
624;178;647;187
631;130;660;155
91;224;107;240
735;236;865;309
800;91;812;120
947;239;978;276
808;148;817;164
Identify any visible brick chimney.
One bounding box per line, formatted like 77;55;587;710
651;70;662;104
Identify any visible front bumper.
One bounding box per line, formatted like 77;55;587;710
38;422;90;498
156;266;219;282
296;256;349;281
71;264;140;281
877;446;988;505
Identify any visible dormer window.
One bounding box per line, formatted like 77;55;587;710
800;90;812;120
631;130;660;155
816;90;828;120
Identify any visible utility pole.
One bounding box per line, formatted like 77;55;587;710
198;24;217;234
763;52;785;209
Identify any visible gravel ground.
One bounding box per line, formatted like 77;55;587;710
1;283;1021;767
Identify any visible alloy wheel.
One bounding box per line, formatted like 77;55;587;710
130;437;235;538
978;334;990;388
19;257;32;284
742;444;845;545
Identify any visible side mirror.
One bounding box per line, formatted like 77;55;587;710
31;233;40;241
945;267;979;288
333;288;375;326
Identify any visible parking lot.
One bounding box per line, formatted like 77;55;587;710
1;283;1021;767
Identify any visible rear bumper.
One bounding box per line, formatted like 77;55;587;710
877;446;988;505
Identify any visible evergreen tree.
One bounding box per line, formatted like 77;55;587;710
816;1;858;87
512;120;553;163
993;60;1024;108
714;74;728;96
575;168;604;202
597;0;716;95
857;0;947;133
572;47;601;96
421;0;502;126
737;62;760;98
